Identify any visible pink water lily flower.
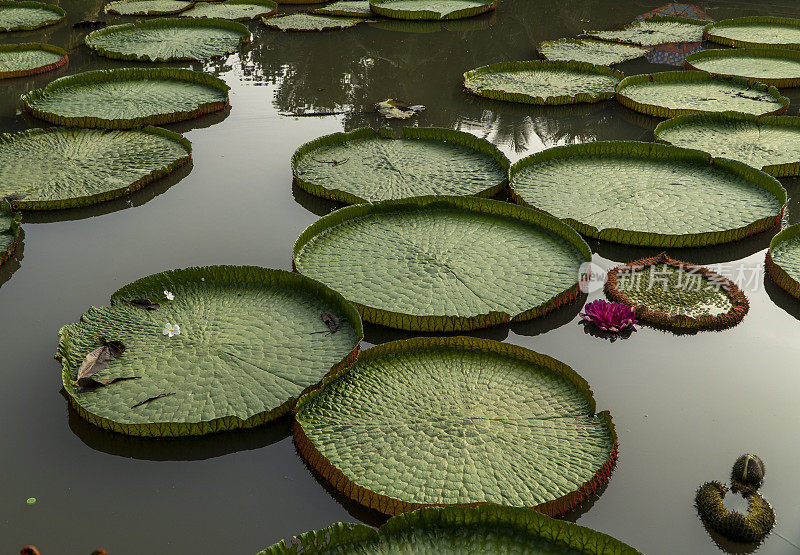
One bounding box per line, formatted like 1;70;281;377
580;300;637;333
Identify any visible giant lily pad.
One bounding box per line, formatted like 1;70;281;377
684;48;800;88
766;223;800;300
104;0;193;15
509;141;786;247
262;13;363;32
292;127;509;204
587;16;707;47
615;71;789;118
85;18;250;62
654;112;800;177
310;0;371;17
463;60;623;105
368;0;495;20
0;202;21;267
0;127;191;210
181;0;277;20
0;43;66;79
0;0;64;31
605;252;749;329
705;16;800;50
293;196;590;331
260;505;642;554
537;38;648;66
294;337;618;516
56;266;363;437
21;67;229;129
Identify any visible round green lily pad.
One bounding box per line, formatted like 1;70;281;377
766;223;800;301
292;127;509;204
21;67;229;129
104;0;193;15
260;505;642;554
684;48;800;88
310;0;371;17
0;0;64;31
463;60;623;106
57;266;363;437
0;43;66;79
181;0;277;20
0;127;191;210
262;13;363;32
705;16;800;50
509;141;786;248
537;38;649;66
605;252;749;329
293;196;590;331
85;18;250;62
654;112;800;177
0;202;21;267
368;0;494;20
294;337;618;516
587;16;707;47
615;71;789;118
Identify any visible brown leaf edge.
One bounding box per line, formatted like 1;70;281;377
605;252;749;330
0;44;67;80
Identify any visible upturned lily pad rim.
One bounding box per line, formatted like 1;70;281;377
605;252;749;329
463;60;624;106
291;126;510;204
654;111;800;177
84;18;251;62
0;126;192;210
293;336;618;517
586;15;709;46
0;0;65;31
259;505;643;555
704;16;800;50
766;223;800;300
292;195;592;331
509;141;787;248
369;0;496;21
104;0;193;15
20;67;230;129
536;37;649;64
615;70;790;118
181;0;278;20
0;42;66;79
684;47;800;88
56;265;364;437
261;12;364;32
0;201;21;266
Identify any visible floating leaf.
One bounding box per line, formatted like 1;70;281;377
0;201;21;267
368;0;495;20
0;43;66;80
463;60;623;105
85;18;251;62
262;13;363;32
293;195;590;331
126;298;161;310
181;0;278;21
310;0;371;17
587;15;707;46
704;16;800;50
131;392;175;408
56;266;363;436
374;98;425;119
21;68;229;129
509;141;786;247
766;223;800;301
104;0;193;15
294;337;618;516
291;127;509;204
537;38;649;65
615;71;789;118
0;0;65;32
684;48;800;88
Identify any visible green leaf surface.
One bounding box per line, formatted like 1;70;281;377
260;505;642;554
509;141;786;247
615;71;789;118
654;112;800;177
291;127;509;204
293;337;617;516
369;0;494;20
537;38;648;65
463;60;623;105
0;127;191;210
57;266;363;437
21;67;229;129
684;48;800;87
587;16;707;46
767;223;800;300
85;18;250;62
310;0;371;17
293;196;590;331
181;0;277;21
0;0;64;31
262;13;362;31
705;16;800;50
0;42;65;79
104;0;193;15
0;203;21;267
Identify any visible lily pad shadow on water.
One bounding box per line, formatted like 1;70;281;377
764;270;800;322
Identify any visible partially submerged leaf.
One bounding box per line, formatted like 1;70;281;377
537;38;648;65
104;0;193;15
261;13;363;32
310;0;372;17
374;98;425;119
368;0;496;21
181;0;278;21
587;15;707;46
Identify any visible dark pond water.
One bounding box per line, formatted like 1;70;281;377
1;0;800;553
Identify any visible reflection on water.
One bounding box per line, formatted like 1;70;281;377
0;228;22;288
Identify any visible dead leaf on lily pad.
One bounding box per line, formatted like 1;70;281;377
131;392;175;408
77;376;140;394
73;339;129;391
127;298;160;310
375;99;425;119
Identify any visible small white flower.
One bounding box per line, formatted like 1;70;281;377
163;323;180;338
164;290;175;301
